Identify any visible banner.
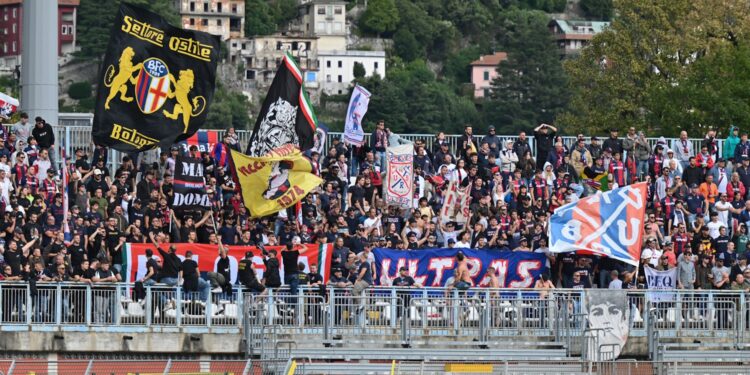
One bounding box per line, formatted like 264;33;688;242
246;52;317;157
172;155;210;213
124;243;333;285
311;122;328;155
0;92;18;119
582;166;609;192
373;248;546;288
229;145;323;217
384;143;414;208
178;130;219;154
343;85;370;146
93;3;220;152
549;182;647;267
440;180;472;224
585;290;630;361
644;267;677;302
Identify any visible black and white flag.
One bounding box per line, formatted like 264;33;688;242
173;155;210;213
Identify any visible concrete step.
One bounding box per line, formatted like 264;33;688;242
285;347;570;362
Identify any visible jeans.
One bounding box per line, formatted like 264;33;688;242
285;273;300;308
161;277;178;287
197;278;210;301
637;160;649;180
375;151;386;172
569;183;584;197
207;272;227;289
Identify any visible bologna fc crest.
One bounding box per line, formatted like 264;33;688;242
387;160;412;197
135;58;170;114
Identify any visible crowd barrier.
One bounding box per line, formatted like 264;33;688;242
1;282;747;340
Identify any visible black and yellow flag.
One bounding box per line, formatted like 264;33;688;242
93;3;220;152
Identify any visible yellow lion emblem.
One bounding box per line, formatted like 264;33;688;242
162;69;207;133
103;47;142;110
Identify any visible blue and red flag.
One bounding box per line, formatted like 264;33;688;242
549;182;648;267
178;130;220;154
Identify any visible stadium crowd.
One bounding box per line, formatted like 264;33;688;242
0;113;749;300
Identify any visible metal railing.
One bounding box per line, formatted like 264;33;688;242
36;118;725;173
1;283;747;338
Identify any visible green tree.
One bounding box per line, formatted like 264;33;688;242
77;0;179;59
204;83;250;130
560;0;750;135
359;0;400;36
485;9;568;134
393;28;422;62
443;46;482;84
579;0;614;20
68;82;92;100
244;0;276;36
353;62;366;79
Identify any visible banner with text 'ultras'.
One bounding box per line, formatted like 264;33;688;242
124;243;333;284
373;248;547;288
549;182;648;267
229;145;323;217
93;3;220;152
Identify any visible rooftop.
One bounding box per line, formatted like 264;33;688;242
470;52;508;66
318;50;386;57
550;19;609;35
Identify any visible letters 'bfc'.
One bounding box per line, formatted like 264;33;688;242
549;182;648;267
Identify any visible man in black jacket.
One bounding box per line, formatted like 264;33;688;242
534;123;557;170
208;243;232;293
32;117;55;164
602;128;624;156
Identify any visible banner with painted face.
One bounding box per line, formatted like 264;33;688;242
123;243;333;285
372;248;546;288
585;290;630;361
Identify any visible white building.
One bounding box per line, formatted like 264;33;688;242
292;0;347;51
175;0;245;41
318;50;385;95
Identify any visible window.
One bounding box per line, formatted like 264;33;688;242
3;14;6;21
203;3;208;12
374;62;379;70
338;75;342;82
338;90;343;94
326;60;331;68
338;61;342;68
335;6;343;15
231;42;236;48
232;4;238;13
333;22;342;32
246;70;255;80
11;41;15;52
326;74;331;82
190;2;195;11
3;43;6;53
217;2;222;12
483;71;490;81
201;19;208;26
316;22;325;31
317;7;325;15
12;8;16;18
61;25;67;35
12;24;15;34
484;89;490;97
216;19;222;26
189;18;195;25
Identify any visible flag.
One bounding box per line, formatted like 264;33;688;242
311;122;328;156
440;180;472;224
0;92;18;119
178;130;219;154
582;166;609;191
246;52;318;157
549;182;648;267
384;144;414;208
295;200;303;227
172;155;210;214
92;3;220;152
343;85;370;146
644;267;677;302
61;147;71;244
229;145;323;217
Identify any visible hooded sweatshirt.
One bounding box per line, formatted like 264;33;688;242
724;125;740;162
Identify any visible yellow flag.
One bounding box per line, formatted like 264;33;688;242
229;145;323;218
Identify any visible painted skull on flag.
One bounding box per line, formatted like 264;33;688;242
249;98;299;157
